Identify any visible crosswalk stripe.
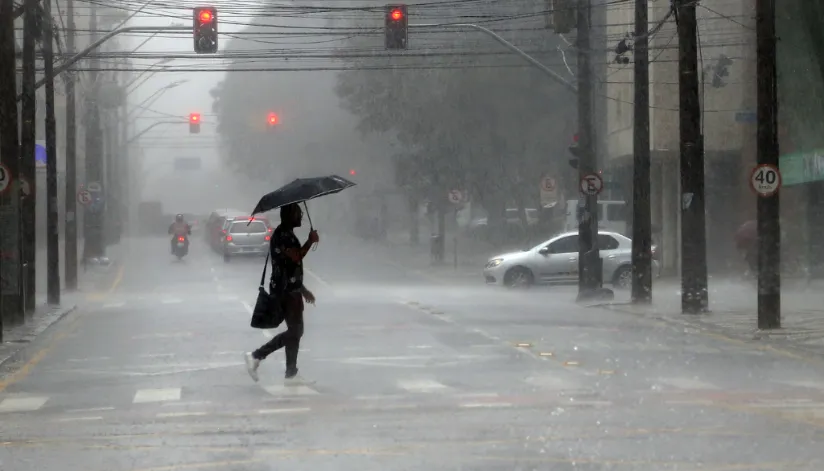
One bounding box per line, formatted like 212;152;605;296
133;388;181;404
263;385;319;396
397;379;449;393
0;396;49;412
657;377;720;390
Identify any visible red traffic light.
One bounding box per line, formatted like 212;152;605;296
390;8;403;21
349;169;356;176
572;133;579;143
267;112;279;125
198;9;214;23
189;113;201;123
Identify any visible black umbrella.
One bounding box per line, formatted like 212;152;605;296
250;175;356;228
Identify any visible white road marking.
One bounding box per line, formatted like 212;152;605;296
657;377;720;390
102;302;126;308
241;301;253;315
305;268;330;288
354;394;406;401
161;298;182;304
67;356;111;362
56;416;103;422
460;402;513;409
0;396;49;413
66;406;115;413
162;401;212;407
524;375;582;390
664;399;714;406
157;411;208;418
133;388;182;404
257;407;311;415
263;385;319;396
455;392;500;399
138;353;176;358
397;379;449;393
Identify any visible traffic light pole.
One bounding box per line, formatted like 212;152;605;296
755;0;780;329
43;0;60;305
16;25;190;101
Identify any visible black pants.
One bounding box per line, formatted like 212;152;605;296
252;293;304;369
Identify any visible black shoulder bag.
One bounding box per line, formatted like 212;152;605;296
249;252;285;329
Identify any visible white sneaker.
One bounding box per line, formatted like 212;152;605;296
244;352;260;382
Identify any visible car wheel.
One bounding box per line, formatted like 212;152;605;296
504;266;533;288
612;266;632;289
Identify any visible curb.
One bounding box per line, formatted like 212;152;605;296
591;302;824;363
0;304;78;370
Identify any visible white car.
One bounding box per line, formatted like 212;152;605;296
482;231;660;289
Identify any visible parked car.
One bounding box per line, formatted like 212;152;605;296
482;230;661;289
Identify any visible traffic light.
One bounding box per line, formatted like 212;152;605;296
349;169;357;176
189;113;201;134
384;4;408;50
568;133;580;169
193;6;218;54
267;112;279;127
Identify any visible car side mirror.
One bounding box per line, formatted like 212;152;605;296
539;247;550;255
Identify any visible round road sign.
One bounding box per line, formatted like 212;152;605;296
0;163;10;195
19;177;31;196
579;173;604;196
541;176;556;193
448;189;463;204
750;164;781;197
77;189;92;205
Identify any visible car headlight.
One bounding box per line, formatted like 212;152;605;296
486;258;503;268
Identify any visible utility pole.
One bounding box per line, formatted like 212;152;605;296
84;3;105;261
0;0;23;327
675;0;708;313
64;0;78;290
631;0;652;303
20;0;37;313
43;0;59;305
755;0;780;329
575;0;601;299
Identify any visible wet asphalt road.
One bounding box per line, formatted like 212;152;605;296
2;233;824;470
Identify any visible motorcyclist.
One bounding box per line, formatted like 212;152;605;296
168;214;192;254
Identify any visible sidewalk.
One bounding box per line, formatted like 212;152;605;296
599;277;824;357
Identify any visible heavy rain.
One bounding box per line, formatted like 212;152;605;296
0;0;823;469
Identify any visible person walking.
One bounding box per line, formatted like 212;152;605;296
244;203;319;381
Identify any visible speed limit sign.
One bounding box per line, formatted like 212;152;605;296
0;163;10;195
750;164;781;197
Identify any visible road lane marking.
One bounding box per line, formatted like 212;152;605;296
102;302;126;308
397;379;449;393
0;396;49;412
460;402;513;408
157;411;208;418
305;268;330;288
257;407;311;415
56;416;103;422
67;406;115;413
133;388;181;404
657;377;720;390
162;401;212;407
263;384;319;396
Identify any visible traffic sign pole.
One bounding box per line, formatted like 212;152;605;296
756;0;780;330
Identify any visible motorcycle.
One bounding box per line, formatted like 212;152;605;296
173;235;189;260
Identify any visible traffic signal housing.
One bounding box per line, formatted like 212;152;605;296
568;133;580;169
193;6;218;54
267;112;279;128
384;4;408;50
189;113;201;134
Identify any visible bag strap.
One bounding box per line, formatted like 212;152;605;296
259;251;270;288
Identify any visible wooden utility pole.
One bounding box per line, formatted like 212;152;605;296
83;3;105;261
64;0;78;290
43;0;59;304
20;0;38;313
631;0;652;303
575;0;602;299
675;0;708;313
755;0;780;329
0;0;23;329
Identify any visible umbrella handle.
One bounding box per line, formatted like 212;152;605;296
303;202;319;251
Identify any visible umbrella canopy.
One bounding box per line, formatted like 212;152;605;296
250;175;356;216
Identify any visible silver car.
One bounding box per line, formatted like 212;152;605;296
482;231;660;289
222;218;272;262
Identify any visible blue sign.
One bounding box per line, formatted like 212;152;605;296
34;144;47;168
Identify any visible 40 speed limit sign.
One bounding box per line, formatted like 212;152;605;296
750;164;781;197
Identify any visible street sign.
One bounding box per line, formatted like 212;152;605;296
448;189;463;204
540;176;556;192
0;163;10;194
579;173;603;196
77;189;92;205
540;175;557;208
19;177;31;196
750;164;781;197
86;182;102;192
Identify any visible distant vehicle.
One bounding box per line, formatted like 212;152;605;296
482;230;661;289
205;209;247;250
221;217;273;262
